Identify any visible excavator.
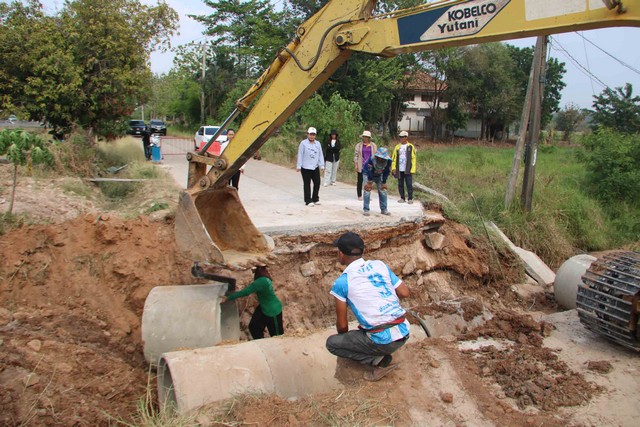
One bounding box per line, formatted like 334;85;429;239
175;0;639;269
144;1;639;410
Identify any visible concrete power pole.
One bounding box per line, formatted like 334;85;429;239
520;36;548;212
200;43;207;126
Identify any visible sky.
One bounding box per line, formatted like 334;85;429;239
31;0;640;110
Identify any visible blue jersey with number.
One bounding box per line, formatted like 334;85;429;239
330;258;410;344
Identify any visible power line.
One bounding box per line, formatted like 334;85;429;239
580;32;596;96
575;31;640;76
550;36;610;91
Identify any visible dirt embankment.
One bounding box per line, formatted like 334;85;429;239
1;207;606;426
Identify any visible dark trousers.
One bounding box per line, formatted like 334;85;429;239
143;142;151;160
229;171;241;189
249;305;284;339
357;172;364;197
398;172;413;201
301;167;320;204
326;329;408;366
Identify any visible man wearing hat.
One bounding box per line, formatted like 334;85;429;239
326;231;410;381
296;127;325;206
391;131;417;204
362;147;392;216
353;130;377;201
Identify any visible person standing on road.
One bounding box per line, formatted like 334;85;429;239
220;266;284;339
326;231;410;381
391;131;417;204
323;129;341;187
221;129;244;190
141;126;152;161
354;131;377;201
363;147;392;216
296;127;325;206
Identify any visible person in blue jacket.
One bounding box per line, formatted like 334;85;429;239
362;147;392;216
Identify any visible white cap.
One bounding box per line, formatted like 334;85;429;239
307;127;317;134
361;130;372;138
399;131;409;137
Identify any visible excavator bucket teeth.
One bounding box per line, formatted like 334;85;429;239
175;187;273;267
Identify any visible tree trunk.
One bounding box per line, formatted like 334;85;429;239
8;164;17;214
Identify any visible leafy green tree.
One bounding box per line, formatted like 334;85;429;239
578;128;640;206
0;129;53;214
506;44;566;129
192;0;295;73
555;103;586;142
297;92;364;148
447;43;520;140
0;0;179;140
591;83;640;134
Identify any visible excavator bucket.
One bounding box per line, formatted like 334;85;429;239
175;186;273;268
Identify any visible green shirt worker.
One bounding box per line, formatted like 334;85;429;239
220;266;284;339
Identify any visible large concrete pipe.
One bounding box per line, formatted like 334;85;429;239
554;254;597;309
158;324;427;414
141;284;240;365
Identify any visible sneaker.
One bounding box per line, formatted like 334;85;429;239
323;183;329;187
363;211;370;216
398;199;406;203
358;196;363;201
314;201;321;205
307;202;315;207
331;182;337;186
363;364;399;382
381;210;391;216
408;200;414;204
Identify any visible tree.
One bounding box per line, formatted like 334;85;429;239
0;0;179;140
192;0;295;73
578;128;640;206
591;83;640;134
447;43;520;140
0;129;53;214
506;44;566;129
555;103;586;142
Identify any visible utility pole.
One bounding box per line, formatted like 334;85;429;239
504;37;539;208
520;36;548;212
200;43;207;126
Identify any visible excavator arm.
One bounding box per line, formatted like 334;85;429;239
176;0;640;267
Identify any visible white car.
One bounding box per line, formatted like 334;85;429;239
194;126;227;152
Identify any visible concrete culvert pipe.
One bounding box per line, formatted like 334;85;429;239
141;284;240;365
158;325;427;414
554;254;597;309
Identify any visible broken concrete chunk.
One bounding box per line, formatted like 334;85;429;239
300;261;317;277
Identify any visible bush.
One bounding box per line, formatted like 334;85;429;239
577;128;640;207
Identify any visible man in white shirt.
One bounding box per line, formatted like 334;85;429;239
296;127;325;206
326;232;410;381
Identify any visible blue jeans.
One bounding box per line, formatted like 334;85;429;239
363;175;388;213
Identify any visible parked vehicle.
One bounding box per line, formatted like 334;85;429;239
149;119;167;136
8;115;17;124
194;126;227;150
128;120;146;136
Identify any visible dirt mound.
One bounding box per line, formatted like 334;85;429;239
0;214;194;426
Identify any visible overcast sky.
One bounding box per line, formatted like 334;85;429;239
34;0;640;110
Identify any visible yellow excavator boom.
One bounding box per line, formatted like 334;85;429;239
176;0;640;267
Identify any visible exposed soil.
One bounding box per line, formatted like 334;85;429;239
0;162;638;426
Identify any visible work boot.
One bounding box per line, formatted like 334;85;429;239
363;364;399;382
